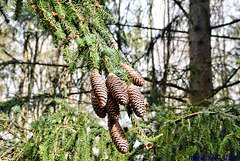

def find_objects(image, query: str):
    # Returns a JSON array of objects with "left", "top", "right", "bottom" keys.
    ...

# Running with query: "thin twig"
[
  {"left": 107, "top": 23, "right": 240, "bottom": 40},
  {"left": 102, "top": 56, "right": 111, "bottom": 73},
  {"left": 211, "top": 66, "right": 240, "bottom": 97},
  {"left": 89, "top": 47, "right": 96, "bottom": 69},
  {"left": 211, "top": 19, "right": 240, "bottom": 29},
  {"left": 173, "top": 0, "right": 194, "bottom": 26},
  {"left": 0, "top": 60, "right": 69, "bottom": 68}
]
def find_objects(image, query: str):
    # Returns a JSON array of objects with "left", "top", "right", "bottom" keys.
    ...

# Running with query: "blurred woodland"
[{"left": 0, "top": 0, "right": 239, "bottom": 160}]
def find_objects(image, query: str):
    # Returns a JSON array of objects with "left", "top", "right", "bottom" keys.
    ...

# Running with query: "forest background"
[{"left": 0, "top": 0, "right": 239, "bottom": 160}]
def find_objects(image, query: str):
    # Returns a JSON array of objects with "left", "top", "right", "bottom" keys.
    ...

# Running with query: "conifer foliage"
[
  {"left": 0, "top": 100, "right": 128, "bottom": 160},
  {"left": 28, "top": 0, "right": 125, "bottom": 72},
  {"left": 1, "top": 99, "right": 239, "bottom": 160},
  {"left": 27, "top": 0, "right": 148, "bottom": 154}
]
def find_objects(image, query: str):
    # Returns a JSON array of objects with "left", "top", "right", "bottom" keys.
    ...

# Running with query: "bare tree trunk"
[
  {"left": 19, "top": 33, "right": 30, "bottom": 96},
  {"left": 162, "top": 0, "right": 170, "bottom": 105},
  {"left": 149, "top": 0, "right": 157, "bottom": 105},
  {"left": 189, "top": 0, "right": 213, "bottom": 106},
  {"left": 28, "top": 31, "right": 39, "bottom": 97}
]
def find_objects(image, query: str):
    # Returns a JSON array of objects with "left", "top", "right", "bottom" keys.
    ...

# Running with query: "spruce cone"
[
  {"left": 106, "top": 93, "right": 120, "bottom": 121},
  {"left": 91, "top": 90, "right": 107, "bottom": 118},
  {"left": 90, "top": 69, "right": 108, "bottom": 107},
  {"left": 121, "top": 63, "right": 145, "bottom": 86},
  {"left": 121, "top": 80, "right": 128, "bottom": 90},
  {"left": 108, "top": 119, "right": 129, "bottom": 154},
  {"left": 127, "top": 84, "right": 146, "bottom": 117},
  {"left": 106, "top": 73, "right": 129, "bottom": 105}
]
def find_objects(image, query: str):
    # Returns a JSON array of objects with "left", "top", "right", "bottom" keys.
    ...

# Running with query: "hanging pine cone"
[
  {"left": 127, "top": 84, "right": 146, "bottom": 117},
  {"left": 108, "top": 118, "right": 129, "bottom": 154},
  {"left": 91, "top": 90, "right": 107, "bottom": 118},
  {"left": 121, "top": 80, "right": 128, "bottom": 90},
  {"left": 106, "top": 93, "right": 120, "bottom": 121},
  {"left": 106, "top": 73, "right": 129, "bottom": 105},
  {"left": 121, "top": 63, "right": 145, "bottom": 87},
  {"left": 90, "top": 69, "right": 108, "bottom": 108}
]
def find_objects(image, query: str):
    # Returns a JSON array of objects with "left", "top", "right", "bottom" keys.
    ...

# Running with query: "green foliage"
[
  {"left": 147, "top": 103, "right": 240, "bottom": 161},
  {"left": 0, "top": 98, "right": 128, "bottom": 160},
  {"left": 1, "top": 99, "right": 239, "bottom": 160},
  {"left": 28, "top": 0, "right": 130, "bottom": 77}
]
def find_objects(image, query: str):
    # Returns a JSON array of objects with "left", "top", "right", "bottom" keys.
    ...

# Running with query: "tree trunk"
[{"left": 189, "top": 0, "right": 213, "bottom": 106}]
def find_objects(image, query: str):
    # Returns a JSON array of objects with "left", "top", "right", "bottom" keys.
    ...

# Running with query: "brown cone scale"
[
  {"left": 106, "top": 93, "right": 120, "bottom": 121},
  {"left": 127, "top": 84, "right": 146, "bottom": 117},
  {"left": 91, "top": 90, "right": 107, "bottom": 118},
  {"left": 121, "top": 63, "right": 145, "bottom": 87},
  {"left": 106, "top": 73, "right": 129, "bottom": 105},
  {"left": 108, "top": 118, "right": 129, "bottom": 154},
  {"left": 90, "top": 69, "right": 108, "bottom": 108}
]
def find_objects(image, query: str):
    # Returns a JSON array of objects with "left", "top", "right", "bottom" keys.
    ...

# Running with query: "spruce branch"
[
  {"left": 89, "top": 47, "right": 96, "bottom": 69},
  {"left": 128, "top": 112, "right": 160, "bottom": 150},
  {"left": 102, "top": 56, "right": 111, "bottom": 73}
]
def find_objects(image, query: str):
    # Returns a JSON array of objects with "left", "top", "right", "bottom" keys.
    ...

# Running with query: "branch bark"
[
  {"left": 0, "top": 60, "right": 69, "bottom": 68},
  {"left": 144, "top": 77, "right": 191, "bottom": 93},
  {"left": 108, "top": 23, "right": 240, "bottom": 40},
  {"left": 173, "top": 0, "right": 194, "bottom": 25},
  {"left": 211, "top": 19, "right": 240, "bottom": 29},
  {"left": 211, "top": 66, "right": 240, "bottom": 97},
  {"left": 110, "top": 23, "right": 188, "bottom": 33},
  {"left": 0, "top": 6, "right": 10, "bottom": 23}
]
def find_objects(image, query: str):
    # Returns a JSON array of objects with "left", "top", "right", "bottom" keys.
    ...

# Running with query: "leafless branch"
[
  {"left": 211, "top": 66, "right": 240, "bottom": 97},
  {"left": 211, "top": 19, "right": 240, "bottom": 29},
  {"left": 0, "top": 60, "right": 69, "bottom": 68},
  {"left": 108, "top": 23, "right": 240, "bottom": 40},
  {"left": 67, "top": 91, "right": 91, "bottom": 96},
  {"left": 211, "top": 35, "right": 240, "bottom": 40},
  {"left": 109, "top": 23, "right": 188, "bottom": 33},
  {"left": 144, "top": 77, "right": 190, "bottom": 93},
  {"left": 0, "top": 6, "right": 10, "bottom": 23},
  {"left": 162, "top": 95, "right": 187, "bottom": 103},
  {"left": 165, "top": 83, "right": 191, "bottom": 93},
  {"left": 173, "top": 0, "right": 194, "bottom": 25}
]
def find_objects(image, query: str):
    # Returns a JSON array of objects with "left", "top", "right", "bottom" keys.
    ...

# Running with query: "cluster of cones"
[{"left": 90, "top": 63, "right": 146, "bottom": 154}]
